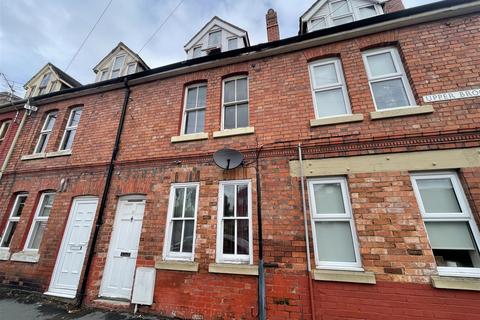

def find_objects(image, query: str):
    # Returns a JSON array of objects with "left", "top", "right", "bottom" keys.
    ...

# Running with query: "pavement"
[{"left": 0, "top": 288, "right": 162, "bottom": 320}]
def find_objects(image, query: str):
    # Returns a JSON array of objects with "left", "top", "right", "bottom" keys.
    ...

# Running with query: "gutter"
[
  {"left": 75, "top": 78, "right": 131, "bottom": 307},
  {"left": 0, "top": 111, "right": 27, "bottom": 181},
  {"left": 1, "top": 0, "right": 478, "bottom": 112}
]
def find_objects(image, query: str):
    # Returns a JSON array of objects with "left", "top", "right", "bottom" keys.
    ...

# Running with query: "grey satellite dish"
[{"left": 213, "top": 148, "right": 244, "bottom": 170}]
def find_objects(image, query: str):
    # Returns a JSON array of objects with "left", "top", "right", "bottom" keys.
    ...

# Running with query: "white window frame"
[
  {"left": 192, "top": 46, "right": 202, "bottom": 58},
  {"left": 181, "top": 83, "right": 207, "bottom": 135},
  {"left": 356, "top": 4, "right": 381, "bottom": 19},
  {"left": 411, "top": 172, "right": 480, "bottom": 278},
  {"left": 126, "top": 63, "right": 137, "bottom": 75},
  {"left": 0, "top": 120, "right": 11, "bottom": 141},
  {"left": 328, "top": 0, "right": 354, "bottom": 26},
  {"left": 24, "top": 192, "right": 55, "bottom": 252},
  {"left": 38, "top": 73, "right": 51, "bottom": 95},
  {"left": 208, "top": 30, "right": 222, "bottom": 48},
  {"left": 221, "top": 76, "right": 249, "bottom": 130},
  {"left": 307, "top": 177, "right": 362, "bottom": 270},
  {"left": 309, "top": 16, "right": 327, "bottom": 31},
  {"left": 227, "top": 37, "right": 238, "bottom": 51},
  {"left": 110, "top": 54, "right": 126, "bottom": 79},
  {"left": 362, "top": 47, "right": 416, "bottom": 111},
  {"left": 58, "top": 107, "right": 82, "bottom": 151},
  {"left": 0, "top": 193, "right": 28, "bottom": 249},
  {"left": 34, "top": 111, "right": 57, "bottom": 154},
  {"left": 216, "top": 180, "right": 253, "bottom": 264},
  {"left": 100, "top": 69, "right": 109, "bottom": 81},
  {"left": 308, "top": 58, "right": 351, "bottom": 119},
  {"left": 163, "top": 183, "right": 200, "bottom": 261}
]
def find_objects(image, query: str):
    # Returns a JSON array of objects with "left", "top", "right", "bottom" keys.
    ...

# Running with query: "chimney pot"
[{"left": 266, "top": 8, "right": 280, "bottom": 42}]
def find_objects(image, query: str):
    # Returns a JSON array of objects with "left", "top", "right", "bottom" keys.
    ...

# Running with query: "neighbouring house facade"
[{"left": 1, "top": 1, "right": 480, "bottom": 319}]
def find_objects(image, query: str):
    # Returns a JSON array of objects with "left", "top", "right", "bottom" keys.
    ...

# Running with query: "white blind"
[
  {"left": 315, "top": 221, "right": 356, "bottom": 262},
  {"left": 425, "top": 222, "right": 475, "bottom": 250},
  {"left": 313, "top": 183, "right": 345, "bottom": 214},
  {"left": 417, "top": 178, "right": 462, "bottom": 213}
]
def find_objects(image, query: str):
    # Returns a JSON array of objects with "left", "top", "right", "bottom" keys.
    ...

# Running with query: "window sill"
[
  {"left": 213, "top": 127, "right": 255, "bottom": 138},
  {"left": 171, "top": 132, "right": 209, "bottom": 143},
  {"left": 10, "top": 251, "right": 40, "bottom": 263},
  {"left": 21, "top": 153, "right": 46, "bottom": 161},
  {"left": 370, "top": 105, "right": 434, "bottom": 120},
  {"left": 312, "top": 269, "right": 376, "bottom": 284},
  {"left": 208, "top": 263, "right": 258, "bottom": 276},
  {"left": 21, "top": 150, "right": 72, "bottom": 161},
  {"left": 155, "top": 260, "right": 199, "bottom": 272},
  {"left": 431, "top": 275, "right": 480, "bottom": 291},
  {"left": 0, "top": 249, "right": 11, "bottom": 261},
  {"left": 310, "top": 114, "right": 364, "bottom": 127}
]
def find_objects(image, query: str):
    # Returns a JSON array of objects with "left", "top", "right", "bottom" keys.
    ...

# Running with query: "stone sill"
[
  {"left": 0, "top": 249, "right": 11, "bottom": 261},
  {"left": 171, "top": 132, "right": 208, "bottom": 143},
  {"left": 10, "top": 251, "right": 40, "bottom": 263},
  {"left": 21, "top": 150, "right": 72, "bottom": 161},
  {"left": 208, "top": 263, "right": 258, "bottom": 276},
  {"left": 370, "top": 105, "right": 434, "bottom": 120},
  {"left": 155, "top": 260, "right": 199, "bottom": 272},
  {"left": 213, "top": 127, "right": 255, "bottom": 138},
  {"left": 310, "top": 114, "right": 364, "bottom": 127},
  {"left": 431, "top": 275, "right": 480, "bottom": 291},
  {"left": 313, "top": 269, "right": 376, "bottom": 284}
]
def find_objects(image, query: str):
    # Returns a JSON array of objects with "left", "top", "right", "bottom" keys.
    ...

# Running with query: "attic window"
[
  {"left": 193, "top": 47, "right": 202, "bottom": 58},
  {"left": 358, "top": 5, "right": 377, "bottom": 19},
  {"left": 38, "top": 72, "right": 52, "bottom": 95},
  {"left": 127, "top": 63, "right": 137, "bottom": 75},
  {"left": 227, "top": 38, "right": 238, "bottom": 50},
  {"left": 100, "top": 69, "right": 109, "bottom": 81},
  {"left": 330, "top": 0, "right": 354, "bottom": 25},
  {"left": 208, "top": 30, "right": 222, "bottom": 48},
  {"left": 111, "top": 55, "right": 126, "bottom": 78},
  {"left": 310, "top": 17, "right": 326, "bottom": 31}
]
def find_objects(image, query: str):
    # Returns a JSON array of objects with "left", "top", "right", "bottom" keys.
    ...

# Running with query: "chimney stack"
[{"left": 266, "top": 9, "right": 280, "bottom": 42}]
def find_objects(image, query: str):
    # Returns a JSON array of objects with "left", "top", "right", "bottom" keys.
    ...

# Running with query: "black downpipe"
[
  {"left": 75, "top": 78, "right": 131, "bottom": 307},
  {"left": 255, "top": 147, "right": 266, "bottom": 320}
]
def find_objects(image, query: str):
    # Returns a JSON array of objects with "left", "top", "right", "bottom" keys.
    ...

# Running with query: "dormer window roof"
[
  {"left": 184, "top": 16, "right": 250, "bottom": 60},
  {"left": 299, "top": 0, "right": 385, "bottom": 34}
]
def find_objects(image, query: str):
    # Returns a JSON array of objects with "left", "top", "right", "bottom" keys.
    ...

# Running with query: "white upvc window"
[
  {"left": 38, "top": 72, "right": 52, "bottom": 95},
  {"left": 49, "top": 81, "right": 57, "bottom": 93},
  {"left": 309, "top": 16, "right": 326, "bottom": 31},
  {"left": 59, "top": 107, "right": 82, "bottom": 151},
  {"left": 34, "top": 111, "right": 58, "bottom": 154},
  {"left": 216, "top": 180, "right": 253, "bottom": 264},
  {"left": 192, "top": 47, "right": 202, "bottom": 58},
  {"left": 163, "top": 183, "right": 199, "bottom": 261},
  {"left": 126, "top": 63, "right": 137, "bottom": 75},
  {"left": 182, "top": 84, "right": 206, "bottom": 135},
  {"left": 0, "top": 120, "right": 11, "bottom": 141},
  {"left": 362, "top": 47, "right": 415, "bottom": 111},
  {"left": 100, "top": 69, "right": 109, "bottom": 81},
  {"left": 329, "top": 0, "right": 354, "bottom": 26},
  {"left": 110, "top": 55, "right": 126, "bottom": 79},
  {"left": 25, "top": 192, "right": 55, "bottom": 251},
  {"left": 0, "top": 194, "right": 28, "bottom": 249},
  {"left": 227, "top": 37, "right": 238, "bottom": 51},
  {"left": 208, "top": 30, "right": 222, "bottom": 48},
  {"left": 308, "top": 58, "right": 351, "bottom": 118},
  {"left": 222, "top": 76, "right": 249, "bottom": 130},
  {"left": 307, "top": 177, "right": 362, "bottom": 270},
  {"left": 411, "top": 172, "right": 480, "bottom": 278},
  {"left": 357, "top": 4, "right": 378, "bottom": 19}
]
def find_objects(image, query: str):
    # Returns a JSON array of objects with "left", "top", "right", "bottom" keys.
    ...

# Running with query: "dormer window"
[
  {"left": 330, "top": 0, "right": 354, "bottom": 25},
  {"left": 126, "top": 63, "right": 137, "bottom": 75},
  {"left": 111, "top": 55, "right": 126, "bottom": 78},
  {"left": 100, "top": 69, "right": 109, "bottom": 81},
  {"left": 227, "top": 38, "right": 238, "bottom": 50},
  {"left": 358, "top": 5, "right": 378, "bottom": 19},
  {"left": 38, "top": 72, "right": 52, "bottom": 95},
  {"left": 193, "top": 47, "right": 202, "bottom": 58},
  {"left": 208, "top": 30, "right": 222, "bottom": 48}
]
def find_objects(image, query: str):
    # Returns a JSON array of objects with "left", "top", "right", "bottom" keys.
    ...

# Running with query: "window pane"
[
  {"left": 113, "top": 56, "right": 125, "bottom": 70},
  {"left": 236, "top": 78, "right": 248, "bottom": 101},
  {"left": 313, "top": 63, "right": 338, "bottom": 87},
  {"left": 70, "top": 109, "right": 82, "bottom": 127},
  {"left": 237, "top": 185, "right": 248, "bottom": 217},
  {"left": 45, "top": 113, "right": 57, "bottom": 131},
  {"left": 223, "top": 220, "right": 235, "bottom": 254},
  {"left": 332, "top": 15, "right": 354, "bottom": 26},
  {"left": 367, "top": 52, "right": 397, "bottom": 77},
  {"left": 28, "top": 221, "right": 47, "bottom": 249},
  {"left": 170, "top": 220, "right": 183, "bottom": 252},
  {"left": 185, "top": 111, "right": 197, "bottom": 134},
  {"left": 0, "top": 121, "right": 10, "bottom": 139},
  {"left": 228, "top": 38, "right": 237, "bottom": 50},
  {"left": 417, "top": 178, "right": 461, "bottom": 213},
  {"left": 182, "top": 220, "right": 194, "bottom": 253},
  {"left": 196, "top": 110, "right": 205, "bottom": 133},
  {"left": 208, "top": 30, "right": 221, "bottom": 47},
  {"left": 433, "top": 249, "right": 480, "bottom": 268},
  {"left": 371, "top": 78, "right": 410, "bottom": 110},
  {"left": 173, "top": 188, "right": 185, "bottom": 218},
  {"left": 184, "top": 187, "right": 196, "bottom": 218},
  {"left": 223, "top": 185, "right": 235, "bottom": 217},
  {"left": 61, "top": 129, "right": 77, "bottom": 150},
  {"left": 186, "top": 87, "right": 197, "bottom": 109},
  {"left": 36, "top": 134, "right": 48, "bottom": 153},
  {"left": 13, "top": 196, "right": 27, "bottom": 217},
  {"left": 331, "top": 0, "right": 350, "bottom": 16},
  {"left": 224, "top": 106, "right": 236, "bottom": 129},
  {"left": 359, "top": 6, "right": 377, "bottom": 19},
  {"left": 100, "top": 70, "right": 109, "bottom": 81},
  {"left": 425, "top": 222, "right": 475, "bottom": 250},
  {"left": 197, "top": 85, "right": 206, "bottom": 107},
  {"left": 237, "top": 103, "right": 249, "bottom": 128},
  {"left": 237, "top": 219, "right": 249, "bottom": 255},
  {"left": 111, "top": 70, "right": 120, "bottom": 78},
  {"left": 224, "top": 80, "right": 235, "bottom": 103},
  {"left": 1, "top": 222, "right": 17, "bottom": 247},
  {"left": 310, "top": 17, "right": 326, "bottom": 31},
  {"left": 313, "top": 183, "right": 345, "bottom": 214},
  {"left": 315, "top": 221, "right": 356, "bottom": 262},
  {"left": 126, "top": 64, "right": 136, "bottom": 75},
  {"left": 193, "top": 47, "right": 202, "bottom": 58},
  {"left": 39, "top": 195, "right": 54, "bottom": 217},
  {"left": 315, "top": 88, "right": 348, "bottom": 117},
  {"left": 40, "top": 73, "right": 51, "bottom": 87}
]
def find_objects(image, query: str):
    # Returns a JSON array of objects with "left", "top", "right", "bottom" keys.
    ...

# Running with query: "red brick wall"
[
  {"left": 0, "top": 110, "right": 22, "bottom": 170},
  {"left": 384, "top": 0, "right": 405, "bottom": 13}
]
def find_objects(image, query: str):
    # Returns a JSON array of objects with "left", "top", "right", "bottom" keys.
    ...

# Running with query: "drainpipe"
[
  {"left": 298, "top": 144, "right": 316, "bottom": 320},
  {"left": 255, "top": 146, "right": 266, "bottom": 320},
  {"left": 75, "top": 78, "right": 131, "bottom": 307},
  {"left": 0, "top": 111, "right": 28, "bottom": 181}
]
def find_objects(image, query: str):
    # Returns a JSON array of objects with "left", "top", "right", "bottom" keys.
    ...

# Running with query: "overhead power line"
[
  {"left": 65, "top": 0, "right": 113, "bottom": 71},
  {"left": 138, "top": 0, "right": 185, "bottom": 54}
]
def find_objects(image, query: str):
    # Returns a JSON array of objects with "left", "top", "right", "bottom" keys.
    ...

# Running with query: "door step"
[{"left": 94, "top": 298, "right": 131, "bottom": 307}]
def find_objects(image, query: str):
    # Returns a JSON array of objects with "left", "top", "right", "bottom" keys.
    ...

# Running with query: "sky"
[{"left": 0, "top": 0, "right": 441, "bottom": 97}]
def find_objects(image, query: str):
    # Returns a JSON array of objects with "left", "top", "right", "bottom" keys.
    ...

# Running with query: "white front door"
[
  {"left": 99, "top": 197, "right": 145, "bottom": 300},
  {"left": 46, "top": 197, "right": 99, "bottom": 298}
]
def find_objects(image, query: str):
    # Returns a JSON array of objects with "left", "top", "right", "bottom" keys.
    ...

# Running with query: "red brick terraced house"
[{"left": 1, "top": 0, "right": 480, "bottom": 319}]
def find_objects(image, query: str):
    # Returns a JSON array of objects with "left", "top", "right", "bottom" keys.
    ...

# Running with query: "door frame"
[
  {"left": 99, "top": 195, "right": 146, "bottom": 299},
  {"left": 45, "top": 196, "right": 99, "bottom": 298}
]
